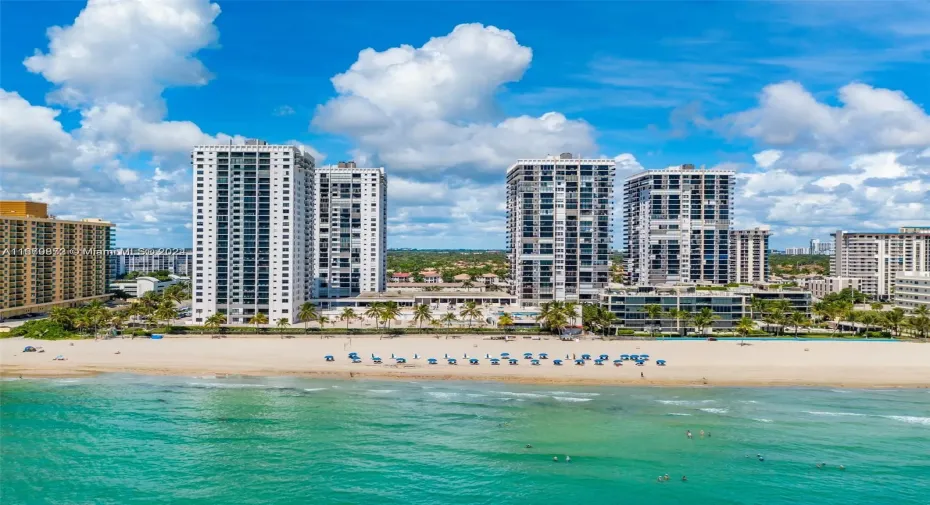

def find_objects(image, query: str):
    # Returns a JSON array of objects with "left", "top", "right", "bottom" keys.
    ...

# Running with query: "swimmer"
[
  {"left": 552, "top": 456, "right": 559, "bottom": 462},
  {"left": 525, "top": 444, "right": 533, "bottom": 449},
  {"left": 758, "top": 456, "right": 765, "bottom": 462},
  {"left": 838, "top": 465, "right": 845, "bottom": 471},
  {"left": 681, "top": 475, "right": 688, "bottom": 482},
  {"left": 816, "top": 463, "right": 824, "bottom": 469},
  {"left": 686, "top": 430, "right": 693, "bottom": 439},
  {"left": 700, "top": 429, "right": 705, "bottom": 438},
  {"left": 566, "top": 456, "right": 571, "bottom": 462},
  {"left": 658, "top": 476, "right": 663, "bottom": 483},
  {"left": 707, "top": 432, "right": 711, "bottom": 438},
  {"left": 664, "top": 474, "right": 670, "bottom": 481}
]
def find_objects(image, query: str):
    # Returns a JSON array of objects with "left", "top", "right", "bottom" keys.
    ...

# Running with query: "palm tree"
[
  {"left": 691, "top": 307, "right": 719, "bottom": 335},
  {"left": 749, "top": 297, "right": 767, "bottom": 321},
  {"left": 74, "top": 312, "right": 93, "bottom": 337},
  {"left": 563, "top": 302, "right": 578, "bottom": 327},
  {"left": 203, "top": 313, "right": 225, "bottom": 338},
  {"left": 249, "top": 312, "right": 268, "bottom": 332},
  {"left": 870, "top": 302, "right": 883, "bottom": 311},
  {"left": 162, "top": 284, "right": 184, "bottom": 305},
  {"left": 49, "top": 306, "right": 74, "bottom": 330},
  {"left": 906, "top": 305, "right": 930, "bottom": 339},
  {"left": 788, "top": 312, "right": 811, "bottom": 338},
  {"left": 497, "top": 312, "right": 515, "bottom": 331},
  {"left": 882, "top": 307, "right": 906, "bottom": 336},
  {"left": 735, "top": 316, "right": 755, "bottom": 345},
  {"left": 109, "top": 311, "right": 129, "bottom": 337},
  {"left": 380, "top": 301, "right": 400, "bottom": 331},
  {"left": 763, "top": 300, "right": 790, "bottom": 336},
  {"left": 317, "top": 315, "right": 331, "bottom": 331},
  {"left": 642, "top": 304, "right": 664, "bottom": 338},
  {"left": 364, "top": 303, "right": 384, "bottom": 331},
  {"left": 594, "top": 306, "right": 617, "bottom": 337},
  {"left": 154, "top": 301, "right": 177, "bottom": 331},
  {"left": 298, "top": 302, "right": 318, "bottom": 333},
  {"left": 339, "top": 308, "right": 357, "bottom": 331},
  {"left": 440, "top": 312, "right": 458, "bottom": 330},
  {"left": 460, "top": 300, "right": 482, "bottom": 328},
  {"left": 276, "top": 318, "right": 290, "bottom": 335},
  {"left": 665, "top": 308, "right": 691, "bottom": 337},
  {"left": 411, "top": 303, "right": 433, "bottom": 330}
]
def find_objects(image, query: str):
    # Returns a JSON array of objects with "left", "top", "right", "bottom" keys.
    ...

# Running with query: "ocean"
[{"left": 2, "top": 375, "right": 927, "bottom": 504}]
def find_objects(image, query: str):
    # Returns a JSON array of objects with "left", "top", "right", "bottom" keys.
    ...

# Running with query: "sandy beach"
[{"left": 2, "top": 336, "right": 928, "bottom": 387}]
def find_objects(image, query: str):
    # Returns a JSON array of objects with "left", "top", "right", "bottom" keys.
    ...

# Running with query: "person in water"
[
  {"left": 565, "top": 456, "right": 571, "bottom": 462},
  {"left": 839, "top": 465, "right": 845, "bottom": 471},
  {"left": 664, "top": 474, "right": 670, "bottom": 481},
  {"left": 681, "top": 476, "right": 688, "bottom": 482},
  {"left": 552, "top": 456, "right": 558, "bottom": 462},
  {"left": 686, "top": 430, "right": 693, "bottom": 439},
  {"left": 700, "top": 429, "right": 705, "bottom": 438},
  {"left": 525, "top": 444, "right": 533, "bottom": 449}
]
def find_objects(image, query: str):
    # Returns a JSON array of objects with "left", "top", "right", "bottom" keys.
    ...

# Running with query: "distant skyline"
[{"left": 1, "top": 0, "right": 928, "bottom": 250}]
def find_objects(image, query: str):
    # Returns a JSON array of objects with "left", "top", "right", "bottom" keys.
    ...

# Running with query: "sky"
[{"left": 1, "top": 0, "right": 929, "bottom": 250}]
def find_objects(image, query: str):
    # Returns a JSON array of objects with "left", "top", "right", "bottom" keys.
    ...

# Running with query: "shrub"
[{"left": 9, "top": 320, "right": 80, "bottom": 340}]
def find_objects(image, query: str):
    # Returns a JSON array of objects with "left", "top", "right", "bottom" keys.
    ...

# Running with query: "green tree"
[
  {"left": 459, "top": 300, "right": 482, "bottom": 328},
  {"left": 154, "top": 301, "right": 177, "bottom": 331},
  {"left": 642, "top": 304, "right": 664, "bottom": 338},
  {"left": 749, "top": 297, "right": 767, "bottom": 320},
  {"left": 735, "top": 316, "right": 755, "bottom": 345},
  {"left": 906, "top": 305, "right": 930, "bottom": 339},
  {"left": 665, "top": 308, "right": 691, "bottom": 337},
  {"left": 788, "top": 312, "right": 811, "bottom": 338},
  {"left": 339, "top": 308, "right": 357, "bottom": 331},
  {"left": 298, "top": 302, "right": 318, "bottom": 333},
  {"left": 412, "top": 303, "right": 433, "bottom": 330},
  {"left": 317, "top": 315, "right": 330, "bottom": 331},
  {"left": 440, "top": 312, "right": 458, "bottom": 329},
  {"left": 249, "top": 312, "right": 268, "bottom": 332},
  {"left": 203, "top": 313, "right": 225, "bottom": 338},
  {"left": 763, "top": 300, "right": 791, "bottom": 336},
  {"left": 497, "top": 312, "right": 515, "bottom": 331},
  {"left": 563, "top": 302, "right": 578, "bottom": 327},
  {"left": 48, "top": 307, "right": 74, "bottom": 331},
  {"left": 276, "top": 318, "right": 290, "bottom": 333},
  {"left": 365, "top": 303, "right": 384, "bottom": 332},
  {"left": 691, "top": 307, "right": 719, "bottom": 335},
  {"left": 594, "top": 306, "right": 616, "bottom": 336},
  {"left": 881, "top": 307, "right": 906, "bottom": 336},
  {"left": 380, "top": 301, "right": 400, "bottom": 330}
]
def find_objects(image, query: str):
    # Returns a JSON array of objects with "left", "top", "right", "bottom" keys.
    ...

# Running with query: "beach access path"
[{"left": 2, "top": 336, "right": 928, "bottom": 387}]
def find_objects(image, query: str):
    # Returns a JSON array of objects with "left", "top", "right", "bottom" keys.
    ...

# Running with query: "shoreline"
[{"left": 3, "top": 336, "right": 929, "bottom": 388}]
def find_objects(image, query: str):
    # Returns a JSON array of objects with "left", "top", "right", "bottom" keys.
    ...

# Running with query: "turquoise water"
[{"left": 2, "top": 376, "right": 928, "bottom": 504}]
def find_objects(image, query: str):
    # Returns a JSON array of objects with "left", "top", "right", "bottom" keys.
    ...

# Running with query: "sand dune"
[{"left": 2, "top": 336, "right": 928, "bottom": 387}]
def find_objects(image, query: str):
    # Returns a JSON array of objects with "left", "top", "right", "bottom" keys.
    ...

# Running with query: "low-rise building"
[
  {"left": 422, "top": 272, "right": 442, "bottom": 284},
  {"left": 894, "top": 272, "right": 930, "bottom": 313},
  {"left": 390, "top": 272, "right": 412, "bottom": 283},
  {"left": 803, "top": 276, "right": 862, "bottom": 300},
  {"left": 479, "top": 273, "right": 500, "bottom": 285},
  {"left": 109, "top": 275, "right": 187, "bottom": 298},
  {"left": 453, "top": 274, "right": 471, "bottom": 282}
]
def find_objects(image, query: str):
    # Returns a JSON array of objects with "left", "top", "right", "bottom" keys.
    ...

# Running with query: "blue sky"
[{"left": 1, "top": 0, "right": 928, "bottom": 250}]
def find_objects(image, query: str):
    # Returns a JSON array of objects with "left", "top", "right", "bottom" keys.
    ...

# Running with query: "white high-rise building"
[
  {"left": 809, "top": 238, "right": 834, "bottom": 256},
  {"left": 313, "top": 162, "right": 387, "bottom": 298},
  {"left": 506, "top": 153, "right": 615, "bottom": 306},
  {"left": 623, "top": 164, "right": 734, "bottom": 286},
  {"left": 730, "top": 228, "right": 770, "bottom": 283},
  {"left": 832, "top": 228, "right": 930, "bottom": 300},
  {"left": 191, "top": 140, "right": 315, "bottom": 324}
]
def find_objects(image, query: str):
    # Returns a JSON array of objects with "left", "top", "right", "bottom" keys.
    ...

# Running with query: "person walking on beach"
[{"left": 641, "top": 372, "right": 644, "bottom": 378}]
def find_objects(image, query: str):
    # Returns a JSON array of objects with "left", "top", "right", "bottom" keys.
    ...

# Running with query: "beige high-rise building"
[
  {"left": 730, "top": 228, "right": 770, "bottom": 283},
  {"left": 1, "top": 201, "right": 115, "bottom": 319},
  {"left": 831, "top": 228, "right": 930, "bottom": 300}
]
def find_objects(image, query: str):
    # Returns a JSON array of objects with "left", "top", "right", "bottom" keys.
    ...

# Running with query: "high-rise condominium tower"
[
  {"left": 832, "top": 228, "right": 930, "bottom": 300},
  {"left": 624, "top": 164, "right": 734, "bottom": 285},
  {"left": 313, "top": 162, "right": 387, "bottom": 298},
  {"left": 191, "top": 140, "right": 314, "bottom": 324},
  {"left": 506, "top": 153, "right": 615, "bottom": 306},
  {"left": 730, "top": 228, "right": 770, "bottom": 283}
]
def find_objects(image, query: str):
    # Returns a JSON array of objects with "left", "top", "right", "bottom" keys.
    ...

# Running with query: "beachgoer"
[
  {"left": 525, "top": 444, "right": 533, "bottom": 449},
  {"left": 664, "top": 474, "right": 670, "bottom": 481},
  {"left": 816, "top": 463, "right": 823, "bottom": 469},
  {"left": 700, "top": 429, "right": 705, "bottom": 438},
  {"left": 553, "top": 456, "right": 558, "bottom": 462},
  {"left": 707, "top": 432, "right": 711, "bottom": 438},
  {"left": 758, "top": 456, "right": 764, "bottom": 462},
  {"left": 838, "top": 465, "right": 845, "bottom": 470},
  {"left": 565, "top": 456, "right": 571, "bottom": 462},
  {"left": 686, "top": 430, "right": 692, "bottom": 439},
  {"left": 641, "top": 372, "right": 645, "bottom": 378},
  {"left": 681, "top": 476, "right": 687, "bottom": 482},
  {"left": 657, "top": 476, "right": 663, "bottom": 483}
]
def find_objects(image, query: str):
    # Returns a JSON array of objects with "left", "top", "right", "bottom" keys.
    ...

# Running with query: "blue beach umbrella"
[
  {"left": 324, "top": 355, "right": 335, "bottom": 362},
  {"left": 613, "top": 359, "right": 623, "bottom": 366},
  {"left": 531, "top": 359, "right": 541, "bottom": 366},
  {"left": 575, "top": 359, "right": 585, "bottom": 365},
  {"left": 448, "top": 358, "right": 458, "bottom": 365},
  {"left": 352, "top": 358, "right": 362, "bottom": 364},
  {"left": 490, "top": 358, "right": 500, "bottom": 365},
  {"left": 594, "top": 359, "right": 604, "bottom": 365},
  {"left": 501, "top": 352, "right": 510, "bottom": 358},
  {"left": 630, "top": 354, "right": 640, "bottom": 361},
  {"left": 640, "top": 354, "right": 650, "bottom": 360},
  {"left": 621, "top": 354, "right": 630, "bottom": 360},
  {"left": 428, "top": 358, "right": 438, "bottom": 364},
  {"left": 509, "top": 358, "right": 519, "bottom": 365},
  {"left": 657, "top": 359, "right": 667, "bottom": 366},
  {"left": 553, "top": 359, "right": 563, "bottom": 366},
  {"left": 470, "top": 358, "right": 480, "bottom": 365},
  {"left": 539, "top": 353, "right": 549, "bottom": 359},
  {"left": 599, "top": 354, "right": 609, "bottom": 360},
  {"left": 635, "top": 360, "right": 645, "bottom": 366},
  {"left": 524, "top": 352, "right": 533, "bottom": 359}
]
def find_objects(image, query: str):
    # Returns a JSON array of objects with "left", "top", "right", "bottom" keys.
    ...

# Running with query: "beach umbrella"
[
  {"left": 621, "top": 354, "right": 630, "bottom": 360},
  {"left": 428, "top": 358, "right": 438, "bottom": 364},
  {"left": 657, "top": 360, "right": 666, "bottom": 366},
  {"left": 509, "top": 358, "right": 519, "bottom": 365},
  {"left": 352, "top": 358, "right": 362, "bottom": 364},
  {"left": 531, "top": 359, "right": 540, "bottom": 366},
  {"left": 635, "top": 360, "right": 645, "bottom": 366},
  {"left": 325, "top": 355, "right": 335, "bottom": 362},
  {"left": 501, "top": 352, "right": 510, "bottom": 357},
  {"left": 581, "top": 354, "right": 591, "bottom": 360},
  {"left": 613, "top": 359, "right": 623, "bottom": 366},
  {"left": 490, "top": 358, "right": 500, "bottom": 365},
  {"left": 575, "top": 359, "right": 585, "bottom": 365},
  {"left": 524, "top": 352, "right": 533, "bottom": 358},
  {"left": 599, "top": 354, "right": 609, "bottom": 360},
  {"left": 640, "top": 354, "right": 650, "bottom": 360},
  {"left": 553, "top": 359, "right": 563, "bottom": 366},
  {"left": 539, "top": 353, "right": 549, "bottom": 359},
  {"left": 630, "top": 354, "right": 640, "bottom": 361},
  {"left": 594, "top": 359, "right": 604, "bottom": 365}
]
